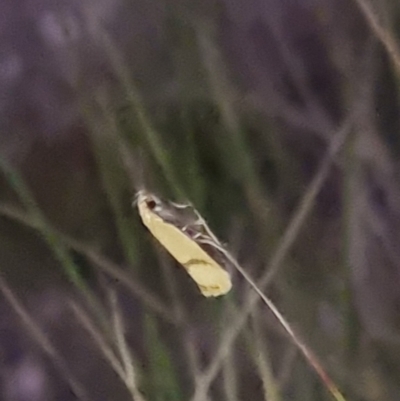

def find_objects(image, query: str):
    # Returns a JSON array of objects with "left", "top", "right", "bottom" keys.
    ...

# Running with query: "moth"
[{"left": 135, "top": 190, "right": 232, "bottom": 297}]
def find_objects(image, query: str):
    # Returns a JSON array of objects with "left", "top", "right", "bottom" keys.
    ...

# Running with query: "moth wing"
[
  {"left": 185, "top": 261, "right": 232, "bottom": 297},
  {"left": 139, "top": 204, "right": 231, "bottom": 297}
]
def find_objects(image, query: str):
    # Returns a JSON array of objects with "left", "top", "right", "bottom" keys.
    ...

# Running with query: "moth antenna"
[
  {"left": 195, "top": 237, "right": 225, "bottom": 250},
  {"left": 192, "top": 211, "right": 222, "bottom": 245},
  {"left": 132, "top": 191, "right": 142, "bottom": 207}
]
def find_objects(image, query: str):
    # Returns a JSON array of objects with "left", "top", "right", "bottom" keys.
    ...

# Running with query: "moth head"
[{"left": 135, "top": 190, "right": 163, "bottom": 213}]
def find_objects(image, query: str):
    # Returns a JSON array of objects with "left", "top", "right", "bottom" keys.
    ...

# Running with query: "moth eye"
[
  {"left": 146, "top": 199, "right": 157, "bottom": 210},
  {"left": 145, "top": 196, "right": 163, "bottom": 211}
]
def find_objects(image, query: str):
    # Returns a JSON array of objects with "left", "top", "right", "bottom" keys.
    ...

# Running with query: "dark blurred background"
[{"left": 1, "top": 0, "right": 400, "bottom": 400}]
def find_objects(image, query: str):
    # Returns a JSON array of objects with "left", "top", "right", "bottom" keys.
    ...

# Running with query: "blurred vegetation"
[{"left": 1, "top": 0, "right": 400, "bottom": 400}]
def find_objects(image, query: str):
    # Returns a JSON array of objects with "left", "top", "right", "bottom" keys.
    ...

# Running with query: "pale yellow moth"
[{"left": 136, "top": 190, "right": 232, "bottom": 297}]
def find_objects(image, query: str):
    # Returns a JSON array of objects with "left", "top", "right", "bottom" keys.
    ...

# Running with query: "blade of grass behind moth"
[
  {"left": 157, "top": 253, "right": 203, "bottom": 386},
  {"left": 192, "top": 123, "right": 351, "bottom": 401},
  {"left": 91, "top": 23, "right": 186, "bottom": 200},
  {"left": 221, "top": 301, "right": 239, "bottom": 401},
  {"left": 222, "top": 352, "right": 239, "bottom": 401},
  {"left": 144, "top": 313, "right": 184, "bottom": 401},
  {"left": 70, "top": 300, "right": 126, "bottom": 385},
  {"left": 78, "top": 246, "right": 177, "bottom": 325},
  {"left": 0, "top": 204, "right": 177, "bottom": 325},
  {"left": 196, "top": 24, "right": 278, "bottom": 241},
  {"left": 178, "top": 108, "right": 208, "bottom": 205},
  {"left": 109, "top": 289, "right": 147, "bottom": 401},
  {"left": 277, "top": 343, "right": 298, "bottom": 390},
  {"left": 0, "top": 277, "right": 92, "bottom": 401},
  {"left": 249, "top": 309, "right": 282, "bottom": 401},
  {"left": 84, "top": 98, "right": 140, "bottom": 265},
  {"left": 157, "top": 249, "right": 186, "bottom": 321},
  {"left": 116, "top": 138, "right": 146, "bottom": 194},
  {"left": 341, "top": 127, "right": 361, "bottom": 361},
  {"left": 0, "top": 158, "right": 104, "bottom": 319},
  {"left": 353, "top": 0, "right": 400, "bottom": 73}
]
